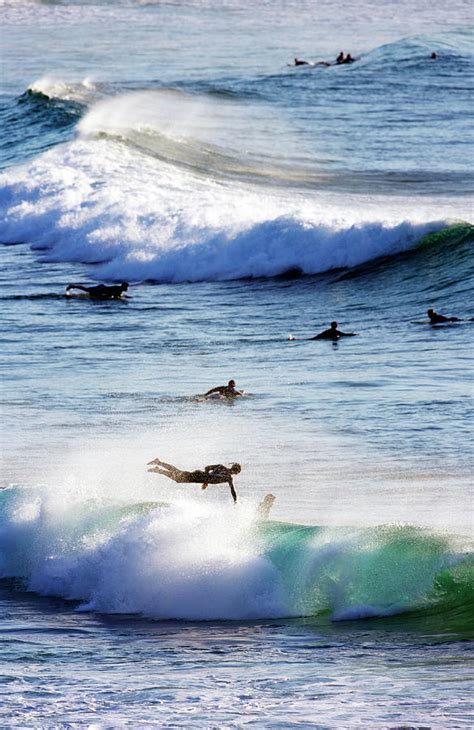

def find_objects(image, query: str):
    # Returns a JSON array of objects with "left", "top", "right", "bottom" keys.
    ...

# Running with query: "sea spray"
[{"left": 1, "top": 485, "right": 471, "bottom": 621}]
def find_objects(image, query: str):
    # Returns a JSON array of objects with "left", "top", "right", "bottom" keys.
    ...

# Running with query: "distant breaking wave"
[
  {"left": 1, "top": 142, "right": 471, "bottom": 283},
  {"left": 1, "top": 83, "right": 472, "bottom": 283},
  {"left": 0, "top": 486, "right": 472, "bottom": 622}
]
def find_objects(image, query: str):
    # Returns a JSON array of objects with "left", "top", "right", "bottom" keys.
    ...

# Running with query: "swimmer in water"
[
  {"left": 336, "top": 51, "right": 344, "bottom": 64},
  {"left": 204, "top": 380, "right": 243, "bottom": 398},
  {"left": 66, "top": 282, "right": 129, "bottom": 299},
  {"left": 343, "top": 53, "right": 355, "bottom": 64},
  {"left": 310, "top": 321, "right": 358, "bottom": 340},
  {"left": 292, "top": 57, "right": 309, "bottom": 66},
  {"left": 147, "top": 458, "right": 241, "bottom": 503},
  {"left": 427, "top": 308, "right": 461, "bottom": 324}
]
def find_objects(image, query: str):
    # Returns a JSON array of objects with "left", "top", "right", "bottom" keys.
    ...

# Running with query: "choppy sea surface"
[{"left": 1, "top": 0, "right": 473, "bottom": 726}]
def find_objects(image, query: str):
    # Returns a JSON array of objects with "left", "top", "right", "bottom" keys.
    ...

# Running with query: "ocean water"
[{"left": 1, "top": 0, "right": 473, "bottom": 726}]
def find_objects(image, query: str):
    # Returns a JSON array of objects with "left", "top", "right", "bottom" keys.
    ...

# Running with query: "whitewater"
[{"left": 1, "top": 0, "right": 473, "bottom": 726}]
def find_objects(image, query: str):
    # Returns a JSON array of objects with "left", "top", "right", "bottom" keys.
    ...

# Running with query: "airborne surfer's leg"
[
  {"left": 148, "top": 466, "right": 183, "bottom": 483},
  {"left": 151, "top": 459, "right": 176, "bottom": 471}
]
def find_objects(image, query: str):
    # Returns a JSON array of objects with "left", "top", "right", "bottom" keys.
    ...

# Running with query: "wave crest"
[{"left": 1, "top": 486, "right": 471, "bottom": 621}]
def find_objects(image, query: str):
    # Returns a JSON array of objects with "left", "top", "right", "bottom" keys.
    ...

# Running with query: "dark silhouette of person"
[
  {"left": 293, "top": 57, "right": 309, "bottom": 66},
  {"left": 147, "top": 458, "right": 241, "bottom": 503},
  {"left": 204, "top": 379, "right": 243, "bottom": 398},
  {"left": 310, "top": 321, "right": 358, "bottom": 340},
  {"left": 431, "top": 52, "right": 437, "bottom": 60},
  {"left": 336, "top": 52, "right": 345, "bottom": 64},
  {"left": 343, "top": 53, "right": 354, "bottom": 64},
  {"left": 427, "top": 308, "right": 461, "bottom": 324},
  {"left": 66, "top": 282, "right": 129, "bottom": 299}
]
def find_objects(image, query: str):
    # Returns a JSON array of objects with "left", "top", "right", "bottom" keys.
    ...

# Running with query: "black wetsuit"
[
  {"left": 428, "top": 312, "right": 460, "bottom": 324},
  {"left": 150, "top": 463, "right": 238, "bottom": 502},
  {"left": 67, "top": 284, "right": 128, "bottom": 300},
  {"left": 311, "top": 328, "right": 355, "bottom": 340}
]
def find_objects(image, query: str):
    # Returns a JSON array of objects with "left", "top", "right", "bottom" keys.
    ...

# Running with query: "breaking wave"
[{"left": 0, "top": 485, "right": 472, "bottom": 622}]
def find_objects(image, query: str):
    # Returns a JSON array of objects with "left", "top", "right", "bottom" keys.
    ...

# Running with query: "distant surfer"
[
  {"left": 427, "top": 308, "right": 461, "bottom": 324},
  {"left": 147, "top": 458, "right": 241, "bottom": 503},
  {"left": 336, "top": 52, "right": 355, "bottom": 65},
  {"left": 257, "top": 494, "right": 276, "bottom": 519},
  {"left": 310, "top": 321, "right": 358, "bottom": 340},
  {"left": 292, "top": 57, "right": 309, "bottom": 66},
  {"left": 431, "top": 52, "right": 437, "bottom": 60},
  {"left": 66, "top": 282, "right": 129, "bottom": 299},
  {"left": 204, "top": 379, "right": 243, "bottom": 398}
]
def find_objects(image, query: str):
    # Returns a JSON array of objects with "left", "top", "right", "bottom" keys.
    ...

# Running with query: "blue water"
[{"left": 1, "top": 0, "right": 473, "bottom": 725}]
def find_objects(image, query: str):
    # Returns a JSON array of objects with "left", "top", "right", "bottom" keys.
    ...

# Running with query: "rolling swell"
[
  {"left": 0, "top": 88, "right": 82, "bottom": 170},
  {"left": 0, "top": 486, "right": 472, "bottom": 623}
]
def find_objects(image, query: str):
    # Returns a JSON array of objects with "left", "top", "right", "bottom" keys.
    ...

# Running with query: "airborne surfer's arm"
[
  {"left": 204, "top": 464, "right": 220, "bottom": 472},
  {"left": 228, "top": 479, "right": 237, "bottom": 504}
]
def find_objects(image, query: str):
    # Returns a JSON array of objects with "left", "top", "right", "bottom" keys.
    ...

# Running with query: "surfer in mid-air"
[
  {"left": 66, "top": 282, "right": 129, "bottom": 299},
  {"left": 310, "top": 321, "right": 358, "bottom": 340},
  {"left": 427, "top": 308, "right": 461, "bottom": 324},
  {"left": 147, "top": 458, "right": 241, "bottom": 503},
  {"left": 204, "top": 379, "right": 243, "bottom": 398}
]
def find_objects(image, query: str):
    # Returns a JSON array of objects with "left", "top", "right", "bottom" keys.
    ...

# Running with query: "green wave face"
[
  {"left": 0, "top": 488, "right": 472, "bottom": 625},
  {"left": 259, "top": 521, "right": 473, "bottom": 625},
  {"left": 417, "top": 221, "right": 474, "bottom": 250}
]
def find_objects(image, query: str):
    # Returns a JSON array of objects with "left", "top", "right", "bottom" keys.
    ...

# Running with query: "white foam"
[
  {"left": 0, "top": 478, "right": 465, "bottom": 621},
  {"left": 29, "top": 75, "right": 101, "bottom": 104},
  {"left": 0, "top": 124, "right": 466, "bottom": 283}
]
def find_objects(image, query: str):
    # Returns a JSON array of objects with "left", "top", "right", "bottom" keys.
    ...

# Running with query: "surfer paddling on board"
[
  {"left": 147, "top": 458, "right": 241, "bottom": 504},
  {"left": 427, "top": 308, "right": 461, "bottom": 324},
  {"left": 204, "top": 379, "right": 243, "bottom": 398},
  {"left": 66, "top": 282, "right": 129, "bottom": 300},
  {"left": 291, "top": 57, "right": 309, "bottom": 66},
  {"left": 310, "top": 321, "right": 358, "bottom": 340}
]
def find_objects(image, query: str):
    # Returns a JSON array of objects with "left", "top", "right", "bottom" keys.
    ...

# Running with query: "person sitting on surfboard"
[
  {"left": 310, "top": 321, "right": 358, "bottom": 340},
  {"left": 204, "top": 380, "right": 243, "bottom": 398},
  {"left": 66, "top": 282, "right": 129, "bottom": 299},
  {"left": 147, "top": 458, "right": 241, "bottom": 503}
]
